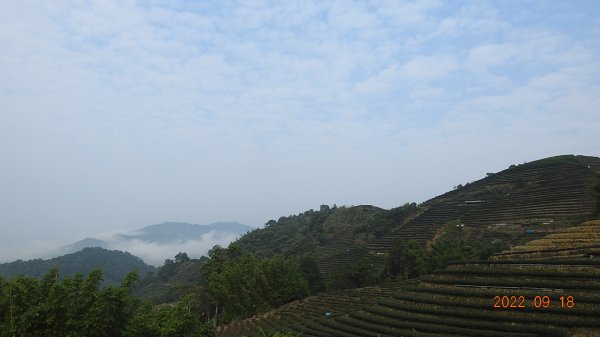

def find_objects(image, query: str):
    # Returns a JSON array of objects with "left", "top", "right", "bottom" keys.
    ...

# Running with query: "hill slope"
[
  {"left": 223, "top": 220, "right": 600, "bottom": 337},
  {"left": 232, "top": 155, "right": 600, "bottom": 276},
  {"left": 0, "top": 247, "right": 155, "bottom": 286}
]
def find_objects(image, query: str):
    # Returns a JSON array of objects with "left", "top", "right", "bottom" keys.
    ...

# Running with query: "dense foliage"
[
  {"left": 0, "top": 268, "right": 213, "bottom": 337},
  {"left": 326, "top": 257, "right": 379, "bottom": 289},
  {"left": 235, "top": 204, "right": 411, "bottom": 258},
  {"left": 383, "top": 224, "right": 508, "bottom": 281},
  {"left": 353, "top": 203, "right": 419, "bottom": 236},
  {"left": 0, "top": 247, "right": 154, "bottom": 286},
  {"left": 200, "top": 245, "right": 316, "bottom": 324}
]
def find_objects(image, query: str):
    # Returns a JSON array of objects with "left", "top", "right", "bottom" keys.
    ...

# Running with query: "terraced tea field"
[
  {"left": 493, "top": 220, "right": 600, "bottom": 260},
  {"left": 133, "top": 260, "right": 201, "bottom": 301},
  {"left": 365, "top": 156, "right": 600, "bottom": 254},
  {"left": 219, "top": 219, "right": 600, "bottom": 337},
  {"left": 216, "top": 283, "right": 404, "bottom": 337},
  {"left": 284, "top": 259, "right": 600, "bottom": 337}
]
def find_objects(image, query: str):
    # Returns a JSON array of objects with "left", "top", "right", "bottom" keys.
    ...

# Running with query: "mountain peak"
[
  {"left": 60, "top": 237, "right": 108, "bottom": 255},
  {"left": 119, "top": 221, "right": 253, "bottom": 244}
]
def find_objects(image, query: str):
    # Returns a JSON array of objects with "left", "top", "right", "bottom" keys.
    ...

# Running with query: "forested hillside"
[
  {"left": 236, "top": 203, "right": 420, "bottom": 275},
  {"left": 0, "top": 247, "right": 154, "bottom": 286},
  {"left": 234, "top": 155, "right": 600, "bottom": 277},
  {"left": 0, "top": 268, "right": 214, "bottom": 337}
]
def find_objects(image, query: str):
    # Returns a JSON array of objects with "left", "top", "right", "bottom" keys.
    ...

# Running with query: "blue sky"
[{"left": 1, "top": 0, "right": 599, "bottom": 262}]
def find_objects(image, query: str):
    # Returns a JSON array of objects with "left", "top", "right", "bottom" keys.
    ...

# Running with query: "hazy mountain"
[
  {"left": 60, "top": 237, "right": 108, "bottom": 254},
  {"left": 0, "top": 247, "right": 154, "bottom": 286},
  {"left": 118, "top": 221, "right": 253, "bottom": 244},
  {"left": 55, "top": 221, "right": 254, "bottom": 266}
]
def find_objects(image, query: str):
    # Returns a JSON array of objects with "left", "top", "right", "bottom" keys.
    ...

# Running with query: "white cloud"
[
  {"left": 0, "top": 240, "right": 64, "bottom": 263},
  {"left": 106, "top": 230, "right": 241, "bottom": 266},
  {"left": 0, "top": 230, "right": 243, "bottom": 267},
  {"left": 466, "top": 43, "right": 516, "bottom": 70},
  {"left": 401, "top": 54, "right": 458, "bottom": 81},
  {"left": 353, "top": 64, "right": 401, "bottom": 95},
  {"left": 375, "top": 0, "right": 442, "bottom": 27},
  {"left": 409, "top": 87, "right": 445, "bottom": 100}
]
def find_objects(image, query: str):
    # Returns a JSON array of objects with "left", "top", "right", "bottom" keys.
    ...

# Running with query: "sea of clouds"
[
  {"left": 0, "top": 229, "right": 243, "bottom": 267},
  {"left": 101, "top": 229, "right": 241, "bottom": 266}
]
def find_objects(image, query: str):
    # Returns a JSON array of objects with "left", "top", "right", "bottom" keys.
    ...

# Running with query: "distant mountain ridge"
[
  {"left": 0, "top": 247, "right": 155, "bottom": 286},
  {"left": 60, "top": 237, "right": 108, "bottom": 255},
  {"left": 119, "top": 221, "right": 252, "bottom": 244},
  {"left": 60, "top": 221, "right": 253, "bottom": 254}
]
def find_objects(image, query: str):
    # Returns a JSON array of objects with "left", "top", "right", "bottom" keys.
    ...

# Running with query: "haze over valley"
[{"left": 1, "top": 221, "right": 253, "bottom": 266}]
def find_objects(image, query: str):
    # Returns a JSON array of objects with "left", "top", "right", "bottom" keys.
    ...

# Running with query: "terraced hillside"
[
  {"left": 240, "top": 219, "right": 600, "bottom": 337},
  {"left": 235, "top": 204, "right": 417, "bottom": 276},
  {"left": 133, "top": 260, "right": 202, "bottom": 303},
  {"left": 492, "top": 220, "right": 600, "bottom": 260},
  {"left": 367, "top": 155, "right": 600, "bottom": 252},
  {"left": 227, "top": 155, "right": 600, "bottom": 279},
  {"left": 216, "top": 283, "right": 405, "bottom": 337}
]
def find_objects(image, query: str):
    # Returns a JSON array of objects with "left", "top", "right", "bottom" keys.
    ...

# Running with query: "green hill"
[
  {"left": 221, "top": 220, "right": 600, "bottom": 337},
  {"left": 233, "top": 154, "right": 600, "bottom": 276},
  {"left": 132, "top": 254, "right": 205, "bottom": 303},
  {"left": 208, "top": 154, "right": 600, "bottom": 336},
  {"left": 0, "top": 247, "right": 155, "bottom": 286},
  {"left": 133, "top": 154, "right": 600, "bottom": 336}
]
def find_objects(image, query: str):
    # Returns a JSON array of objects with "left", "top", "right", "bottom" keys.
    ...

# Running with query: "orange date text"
[{"left": 492, "top": 295, "right": 575, "bottom": 309}]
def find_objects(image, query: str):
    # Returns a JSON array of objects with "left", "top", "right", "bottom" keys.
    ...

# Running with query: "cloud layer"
[
  {"left": 105, "top": 230, "right": 242, "bottom": 266},
  {"left": 0, "top": 229, "right": 243, "bottom": 266}
]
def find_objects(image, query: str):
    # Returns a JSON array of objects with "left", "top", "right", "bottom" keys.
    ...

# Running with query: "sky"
[{"left": 1, "top": 0, "right": 599, "bottom": 263}]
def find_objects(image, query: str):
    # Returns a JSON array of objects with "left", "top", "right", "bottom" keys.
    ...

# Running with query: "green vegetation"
[
  {"left": 285, "top": 254, "right": 600, "bottom": 337},
  {"left": 252, "top": 329, "right": 300, "bottom": 337},
  {"left": 507, "top": 155, "right": 579, "bottom": 170},
  {"left": 326, "top": 257, "right": 379, "bottom": 289},
  {"left": 217, "top": 284, "right": 400, "bottom": 337},
  {"left": 125, "top": 295, "right": 214, "bottom": 337},
  {"left": 353, "top": 203, "right": 419, "bottom": 236},
  {"left": 200, "top": 245, "right": 311, "bottom": 324},
  {"left": 4, "top": 155, "right": 600, "bottom": 337},
  {"left": 298, "top": 255, "right": 325, "bottom": 294},
  {"left": 382, "top": 225, "right": 508, "bottom": 281},
  {"left": 0, "top": 247, "right": 155, "bottom": 287},
  {"left": 218, "top": 156, "right": 600, "bottom": 336},
  {"left": 383, "top": 239, "right": 428, "bottom": 280},
  {"left": 238, "top": 205, "right": 370, "bottom": 257},
  {"left": 0, "top": 268, "right": 214, "bottom": 337}
]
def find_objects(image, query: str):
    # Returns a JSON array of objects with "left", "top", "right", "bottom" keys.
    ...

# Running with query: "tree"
[
  {"left": 200, "top": 246, "right": 312, "bottom": 324},
  {"left": 261, "top": 255, "right": 308, "bottom": 306},
  {"left": 385, "top": 239, "right": 428, "bottom": 280},
  {"left": 298, "top": 255, "right": 324, "bottom": 295},
  {"left": 328, "top": 257, "right": 377, "bottom": 289},
  {"left": 0, "top": 268, "right": 218, "bottom": 337},
  {"left": 175, "top": 252, "right": 190, "bottom": 264}
]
